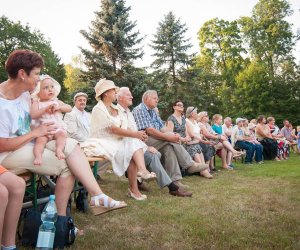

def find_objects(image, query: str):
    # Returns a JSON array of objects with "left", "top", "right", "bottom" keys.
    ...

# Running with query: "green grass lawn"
[{"left": 70, "top": 154, "right": 299, "bottom": 250}]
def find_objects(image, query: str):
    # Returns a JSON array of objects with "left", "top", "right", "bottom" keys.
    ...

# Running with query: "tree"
[
  {"left": 196, "top": 18, "right": 246, "bottom": 115},
  {"left": 80, "top": 0, "right": 143, "bottom": 82},
  {"left": 150, "top": 12, "right": 194, "bottom": 99},
  {"left": 239, "top": 0, "right": 294, "bottom": 78},
  {"left": 0, "top": 16, "right": 67, "bottom": 99},
  {"left": 64, "top": 55, "right": 88, "bottom": 93}
]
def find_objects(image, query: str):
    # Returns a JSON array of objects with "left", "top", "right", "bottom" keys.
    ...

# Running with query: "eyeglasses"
[{"left": 176, "top": 104, "right": 184, "bottom": 108}]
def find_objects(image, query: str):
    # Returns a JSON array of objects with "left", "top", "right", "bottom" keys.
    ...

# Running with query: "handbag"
[{"left": 19, "top": 208, "right": 76, "bottom": 249}]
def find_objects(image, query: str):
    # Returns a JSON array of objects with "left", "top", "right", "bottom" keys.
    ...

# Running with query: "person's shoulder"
[{"left": 132, "top": 103, "right": 144, "bottom": 112}]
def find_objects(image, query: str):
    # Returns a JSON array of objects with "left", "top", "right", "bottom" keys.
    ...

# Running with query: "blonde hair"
[
  {"left": 297, "top": 126, "right": 300, "bottom": 131},
  {"left": 212, "top": 114, "right": 222, "bottom": 124}
]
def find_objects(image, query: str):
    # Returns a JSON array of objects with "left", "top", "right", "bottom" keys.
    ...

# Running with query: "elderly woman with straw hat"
[
  {"left": 166, "top": 101, "right": 212, "bottom": 179},
  {"left": 81, "top": 79, "right": 156, "bottom": 201}
]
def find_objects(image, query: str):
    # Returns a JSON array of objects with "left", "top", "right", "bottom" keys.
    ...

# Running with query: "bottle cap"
[{"left": 49, "top": 195, "right": 55, "bottom": 201}]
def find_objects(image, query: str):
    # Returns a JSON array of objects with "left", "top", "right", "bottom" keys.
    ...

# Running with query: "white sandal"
[{"left": 90, "top": 194, "right": 127, "bottom": 216}]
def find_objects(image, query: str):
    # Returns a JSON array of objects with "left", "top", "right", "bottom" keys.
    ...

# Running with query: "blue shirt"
[
  {"left": 212, "top": 124, "right": 223, "bottom": 135},
  {"left": 132, "top": 103, "right": 164, "bottom": 131}
]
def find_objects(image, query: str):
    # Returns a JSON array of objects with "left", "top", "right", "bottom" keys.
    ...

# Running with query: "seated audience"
[
  {"left": 267, "top": 117, "right": 288, "bottom": 160},
  {"left": 222, "top": 117, "right": 233, "bottom": 143},
  {"left": 117, "top": 88, "right": 192, "bottom": 196},
  {"left": 0, "top": 50, "right": 126, "bottom": 216},
  {"left": 211, "top": 114, "right": 244, "bottom": 161},
  {"left": 82, "top": 79, "right": 157, "bottom": 201},
  {"left": 64, "top": 91, "right": 112, "bottom": 173},
  {"left": 185, "top": 107, "right": 216, "bottom": 171},
  {"left": 197, "top": 112, "right": 233, "bottom": 170},
  {"left": 296, "top": 126, "right": 300, "bottom": 154},
  {"left": 132, "top": 90, "right": 205, "bottom": 188},
  {"left": 166, "top": 102, "right": 212, "bottom": 178},
  {"left": 255, "top": 115, "right": 277, "bottom": 160},
  {"left": 64, "top": 92, "right": 91, "bottom": 143},
  {"left": 0, "top": 165, "right": 25, "bottom": 250},
  {"left": 232, "top": 118, "right": 263, "bottom": 164}
]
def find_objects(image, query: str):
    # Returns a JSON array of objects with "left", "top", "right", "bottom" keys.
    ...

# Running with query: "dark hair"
[
  {"left": 257, "top": 115, "right": 266, "bottom": 124},
  {"left": 172, "top": 100, "right": 183, "bottom": 107},
  {"left": 5, "top": 50, "right": 44, "bottom": 79}
]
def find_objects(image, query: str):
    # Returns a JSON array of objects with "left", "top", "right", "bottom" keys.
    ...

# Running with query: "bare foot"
[
  {"left": 34, "top": 157, "right": 42, "bottom": 166},
  {"left": 56, "top": 150, "right": 65, "bottom": 160}
]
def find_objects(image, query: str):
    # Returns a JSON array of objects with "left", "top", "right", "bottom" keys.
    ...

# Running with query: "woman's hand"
[
  {"left": 32, "top": 122, "right": 57, "bottom": 137},
  {"left": 165, "top": 133, "right": 180, "bottom": 143},
  {"left": 135, "top": 130, "right": 148, "bottom": 141},
  {"left": 147, "top": 146, "right": 158, "bottom": 154}
]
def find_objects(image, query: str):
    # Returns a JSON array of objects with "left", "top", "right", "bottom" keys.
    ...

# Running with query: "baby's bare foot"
[
  {"left": 34, "top": 157, "right": 42, "bottom": 166},
  {"left": 56, "top": 150, "right": 65, "bottom": 160}
]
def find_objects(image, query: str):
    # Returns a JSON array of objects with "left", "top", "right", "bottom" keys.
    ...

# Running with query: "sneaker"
[{"left": 257, "top": 161, "right": 264, "bottom": 164}]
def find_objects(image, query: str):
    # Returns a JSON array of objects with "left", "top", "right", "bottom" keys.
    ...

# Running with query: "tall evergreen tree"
[
  {"left": 150, "top": 11, "right": 194, "bottom": 101},
  {"left": 80, "top": 0, "right": 144, "bottom": 90}
]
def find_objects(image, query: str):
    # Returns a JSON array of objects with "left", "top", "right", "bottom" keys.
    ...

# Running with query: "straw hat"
[
  {"left": 186, "top": 106, "right": 197, "bottom": 118},
  {"left": 95, "top": 78, "right": 119, "bottom": 101},
  {"left": 73, "top": 92, "right": 88, "bottom": 101},
  {"left": 198, "top": 111, "right": 208, "bottom": 121},
  {"left": 31, "top": 74, "right": 61, "bottom": 99}
]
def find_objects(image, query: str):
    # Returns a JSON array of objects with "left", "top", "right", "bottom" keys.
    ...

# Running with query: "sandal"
[
  {"left": 127, "top": 188, "right": 147, "bottom": 201},
  {"left": 90, "top": 194, "right": 127, "bottom": 216},
  {"left": 137, "top": 171, "right": 157, "bottom": 181}
]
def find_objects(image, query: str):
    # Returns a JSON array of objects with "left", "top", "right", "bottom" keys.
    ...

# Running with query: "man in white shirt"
[{"left": 64, "top": 92, "right": 91, "bottom": 143}]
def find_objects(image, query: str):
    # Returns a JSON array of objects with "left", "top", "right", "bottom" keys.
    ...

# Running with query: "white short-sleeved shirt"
[{"left": 0, "top": 91, "right": 32, "bottom": 163}]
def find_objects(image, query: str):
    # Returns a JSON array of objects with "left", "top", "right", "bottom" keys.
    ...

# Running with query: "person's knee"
[
  {"left": 11, "top": 176, "right": 26, "bottom": 197},
  {"left": 0, "top": 186, "right": 9, "bottom": 207}
]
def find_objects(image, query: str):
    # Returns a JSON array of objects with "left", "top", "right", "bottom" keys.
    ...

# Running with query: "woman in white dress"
[{"left": 82, "top": 79, "right": 156, "bottom": 200}]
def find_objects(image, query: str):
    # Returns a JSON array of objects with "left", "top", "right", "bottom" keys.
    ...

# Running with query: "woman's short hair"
[
  {"left": 257, "top": 115, "right": 266, "bottom": 123},
  {"left": 212, "top": 114, "right": 222, "bottom": 124},
  {"left": 267, "top": 116, "right": 275, "bottom": 123},
  {"left": 5, "top": 50, "right": 44, "bottom": 79}
]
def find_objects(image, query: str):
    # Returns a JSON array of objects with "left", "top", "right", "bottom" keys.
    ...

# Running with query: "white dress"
[{"left": 81, "top": 101, "right": 147, "bottom": 176}]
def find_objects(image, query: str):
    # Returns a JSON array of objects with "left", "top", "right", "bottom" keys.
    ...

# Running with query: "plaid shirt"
[{"left": 132, "top": 103, "right": 164, "bottom": 131}]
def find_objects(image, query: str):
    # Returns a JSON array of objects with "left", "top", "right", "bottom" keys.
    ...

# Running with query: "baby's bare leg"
[
  {"left": 55, "top": 130, "right": 67, "bottom": 160},
  {"left": 34, "top": 136, "right": 49, "bottom": 165}
]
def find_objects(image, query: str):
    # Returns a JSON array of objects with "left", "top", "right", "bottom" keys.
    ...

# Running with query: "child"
[
  {"left": 31, "top": 75, "right": 72, "bottom": 165},
  {"left": 0, "top": 165, "right": 25, "bottom": 250}
]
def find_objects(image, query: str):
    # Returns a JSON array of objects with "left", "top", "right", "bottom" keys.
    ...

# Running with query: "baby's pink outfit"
[{"left": 34, "top": 99, "right": 67, "bottom": 132}]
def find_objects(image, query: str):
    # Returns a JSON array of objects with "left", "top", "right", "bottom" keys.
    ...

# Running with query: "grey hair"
[
  {"left": 116, "top": 87, "right": 130, "bottom": 101},
  {"left": 142, "top": 90, "right": 157, "bottom": 102},
  {"left": 224, "top": 117, "right": 232, "bottom": 123}
]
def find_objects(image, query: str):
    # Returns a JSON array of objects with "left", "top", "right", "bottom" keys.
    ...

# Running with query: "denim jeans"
[
  {"left": 235, "top": 141, "right": 255, "bottom": 163},
  {"left": 253, "top": 143, "right": 263, "bottom": 162}
]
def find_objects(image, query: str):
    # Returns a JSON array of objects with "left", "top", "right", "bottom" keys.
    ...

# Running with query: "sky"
[{"left": 1, "top": 0, "right": 300, "bottom": 67}]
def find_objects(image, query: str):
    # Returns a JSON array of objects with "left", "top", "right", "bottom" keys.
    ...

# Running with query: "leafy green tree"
[
  {"left": 239, "top": 0, "right": 294, "bottom": 78},
  {"left": 150, "top": 11, "right": 194, "bottom": 99},
  {"left": 0, "top": 16, "right": 67, "bottom": 99},
  {"left": 196, "top": 18, "right": 246, "bottom": 115},
  {"left": 64, "top": 55, "right": 88, "bottom": 94}
]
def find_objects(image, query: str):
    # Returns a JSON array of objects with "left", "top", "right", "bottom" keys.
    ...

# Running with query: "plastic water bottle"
[{"left": 36, "top": 195, "right": 58, "bottom": 250}]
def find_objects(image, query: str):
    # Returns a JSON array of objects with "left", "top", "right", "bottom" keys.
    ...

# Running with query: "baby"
[{"left": 30, "top": 75, "right": 72, "bottom": 165}]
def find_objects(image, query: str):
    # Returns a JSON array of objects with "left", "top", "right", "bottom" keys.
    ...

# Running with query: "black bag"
[{"left": 19, "top": 209, "right": 76, "bottom": 249}]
